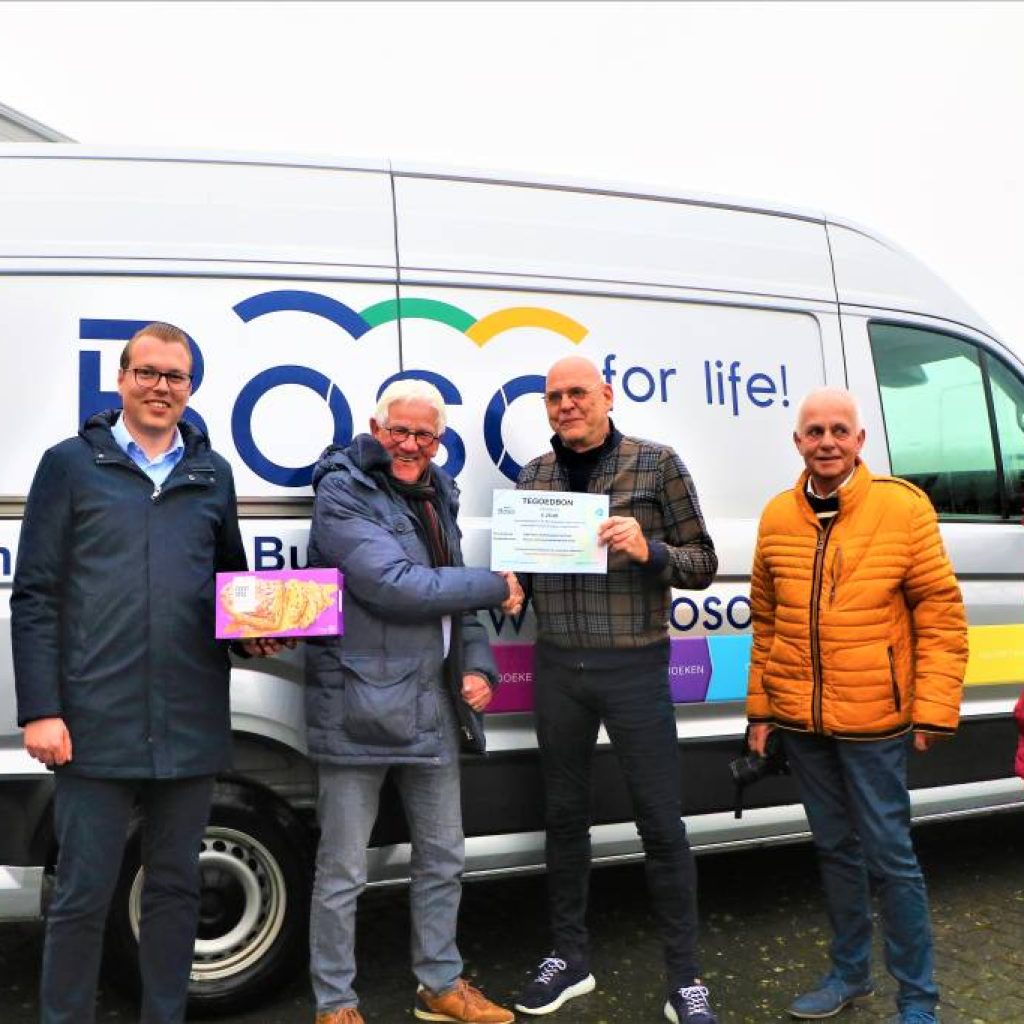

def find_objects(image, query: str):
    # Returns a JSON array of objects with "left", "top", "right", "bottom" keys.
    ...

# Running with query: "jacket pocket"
[
  {"left": 341, "top": 653, "right": 421, "bottom": 746},
  {"left": 887, "top": 646, "right": 902, "bottom": 712}
]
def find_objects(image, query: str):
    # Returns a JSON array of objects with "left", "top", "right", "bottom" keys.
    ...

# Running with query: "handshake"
[{"left": 499, "top": 571, "right": 525, "bottom": 616}]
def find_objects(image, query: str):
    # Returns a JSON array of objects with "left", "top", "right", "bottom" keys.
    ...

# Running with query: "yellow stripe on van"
[
  {"left": 965, "top": 624, "right": 1024, "bottom": 686},
  {"left": 466, "top": 307, "right": 588, "bottom": 346}
]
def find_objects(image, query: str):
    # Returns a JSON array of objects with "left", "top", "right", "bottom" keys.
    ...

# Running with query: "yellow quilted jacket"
[{"left": 746, "top": 463, "right": 967, "bottom": 739}]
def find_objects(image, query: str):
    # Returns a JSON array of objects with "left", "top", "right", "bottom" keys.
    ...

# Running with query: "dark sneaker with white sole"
[
  {"left": 514, "top": 953, "right": 596, "bottom": 1015},
  {"left": 664, "top": 983, "right": 719, "bottom": 1024}
]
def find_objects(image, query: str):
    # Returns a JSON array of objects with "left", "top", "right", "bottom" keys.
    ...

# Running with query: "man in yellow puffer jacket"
[{"left": 746, "top": 388, "right": 967, "bottom": 1024}]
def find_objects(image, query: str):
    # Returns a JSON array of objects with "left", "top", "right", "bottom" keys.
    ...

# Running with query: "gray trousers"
[{"left": 309, "top": 706, "right": 465, "bottom": 1011}]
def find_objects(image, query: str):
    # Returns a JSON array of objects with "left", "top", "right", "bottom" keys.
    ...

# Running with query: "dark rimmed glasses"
[
  {"left": 382, "top": 425, "right": 441, "bottom": 448},
  {"left": 128, "top": 366, "right": 193, "bottom": 392}
]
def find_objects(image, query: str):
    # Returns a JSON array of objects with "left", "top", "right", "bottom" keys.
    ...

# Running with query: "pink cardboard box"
[{"left": 215, "top": 569, "right": 343, "bottom": 639}]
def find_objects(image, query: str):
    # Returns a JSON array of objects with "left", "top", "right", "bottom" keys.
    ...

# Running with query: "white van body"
[{"left": 1, "top": 146, "right": 1022, "bottom": 1010}]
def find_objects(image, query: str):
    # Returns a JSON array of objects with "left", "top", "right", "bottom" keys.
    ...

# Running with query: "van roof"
[
  {"left": 0, "top": 144, "right": 997, "bottom": 342},
  {"left": 0, "top": 143, "right": 829, "bottom": 221}
]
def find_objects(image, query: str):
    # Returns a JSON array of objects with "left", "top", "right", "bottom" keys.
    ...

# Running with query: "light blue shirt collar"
[{"left": 112, "top": 413, "right": 185, "bottom": 488}]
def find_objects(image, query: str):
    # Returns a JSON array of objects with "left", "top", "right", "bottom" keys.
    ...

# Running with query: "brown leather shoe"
[
  {"left": 315, "top": 1008, "right": 365, "bottom": 1024},
  {"left": 414, "top": 978, "right": 515, "bottom": 1023}
]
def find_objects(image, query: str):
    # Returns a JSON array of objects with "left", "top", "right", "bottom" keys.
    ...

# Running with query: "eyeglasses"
[
  {"left": 544, "top": 385, "right": 598, "bottom": 406},
  {"left": 382, "top": 425, "right": 441, "bottom": 448},
  {"left": 128, "top": 367, "right": 193, "bottom": 392}
]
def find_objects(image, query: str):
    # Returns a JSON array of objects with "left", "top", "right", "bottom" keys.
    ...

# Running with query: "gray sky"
[{"left": 3, "top": 1, "right": 1023, "bottom": 351}]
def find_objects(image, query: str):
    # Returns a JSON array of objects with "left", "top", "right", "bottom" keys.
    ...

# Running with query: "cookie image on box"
[{"left": 215, "top": 569, "right": 343, "bottom": 639}]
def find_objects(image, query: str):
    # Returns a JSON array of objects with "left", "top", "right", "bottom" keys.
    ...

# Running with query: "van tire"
[{"left": 103, "top": 780, "right": 313, "bottom": 1016}]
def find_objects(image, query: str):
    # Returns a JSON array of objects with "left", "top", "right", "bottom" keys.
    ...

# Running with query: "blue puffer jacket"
[
  {"left": 305, "top": 435, "right": 508, "bottom": 765},
  {"left": 11, "top": 410, "right": 247, "bottom": 778}
]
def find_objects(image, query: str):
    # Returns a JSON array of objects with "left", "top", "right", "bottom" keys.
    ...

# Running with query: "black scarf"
[{"left": 388, "top": 471, "right": 451, "bottom": 569}]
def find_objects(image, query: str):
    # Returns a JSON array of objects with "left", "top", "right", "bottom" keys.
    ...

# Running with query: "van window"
[
  {"left": 869, "top": 322, "right": 1024, "bottom": 518},
  {"left": 987, "top": 356, "right": 1024, "bottom": 517}
]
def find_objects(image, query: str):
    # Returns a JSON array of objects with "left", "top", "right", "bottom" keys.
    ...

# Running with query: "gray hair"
[
  {"left": 795, "top": 387, "right": 862, "bottom": 432},
  {"left": 374, "top": 378, "right": 447, "bottom": 431}
]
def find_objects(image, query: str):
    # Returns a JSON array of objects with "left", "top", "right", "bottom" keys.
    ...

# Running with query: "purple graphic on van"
[
  {"left": 489, "top": 644, "right": 535, "bottom": 713},
  {"left": 668, "top": 638, "right": 712, "bottom": 702},
  {"left": 488, "top": 637, "right": 738, "bottom": 713}
]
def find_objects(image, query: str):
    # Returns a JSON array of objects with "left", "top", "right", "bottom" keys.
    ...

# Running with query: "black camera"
[{"left": 730, "top": 727, "right": 788, "bottom": 818}]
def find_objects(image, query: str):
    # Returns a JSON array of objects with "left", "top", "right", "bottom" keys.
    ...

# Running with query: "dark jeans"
[
  {"left": 42, "top": 773, "right": 215, "bottom": 1024},
  {"left": 782, "top": 732, "right": 938, "bottom": 1016},
  {"left": 534, "top": 639, "right": 700, "bottom": 990}
]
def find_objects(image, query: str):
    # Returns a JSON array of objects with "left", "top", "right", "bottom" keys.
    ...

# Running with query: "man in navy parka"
[{"left": 11, "top": 322, "right": 275, "bottom": 1024}]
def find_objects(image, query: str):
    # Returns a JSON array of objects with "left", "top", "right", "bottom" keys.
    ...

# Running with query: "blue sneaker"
[
  {"left": 514, "top": 953, "right": 595, "bottom": 1015},
  {"left": 664, "top": 983, "right": 719, "bottom": 1023},
  {"left": 789, "top": 975, "right": 874, "bottom": 1019}
]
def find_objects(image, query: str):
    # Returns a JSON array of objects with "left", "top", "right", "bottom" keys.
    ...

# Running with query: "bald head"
[
  {"left": 796, "top": 388, "right": 862, "bottom": 433},
  {"left": 547, "top": 356, "right": 604, "bottom": 388},
  {"left": 544, "top": 355, "right": 614, "bottom": 452},
  {"left": 794, "top": 387, "right": 866, "bottom": 496}
]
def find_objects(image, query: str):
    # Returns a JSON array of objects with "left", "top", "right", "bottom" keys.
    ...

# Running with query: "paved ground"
[{"left": 1, "top": 811, "right": 1022, "bottom": 1023}]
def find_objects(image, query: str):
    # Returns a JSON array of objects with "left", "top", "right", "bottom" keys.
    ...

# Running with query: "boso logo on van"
[{"left": 76, "top": 288, "right": 796, "bottom": 490}]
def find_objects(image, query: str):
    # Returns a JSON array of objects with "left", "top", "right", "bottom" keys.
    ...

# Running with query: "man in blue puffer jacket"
[{"left": 305, "top": 378, "right": 522, "bottom": 1024}]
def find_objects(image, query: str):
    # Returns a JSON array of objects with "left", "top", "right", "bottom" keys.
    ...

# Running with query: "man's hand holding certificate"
[{"left": 490, "top": 489, "right": 610, "bottom": 574}]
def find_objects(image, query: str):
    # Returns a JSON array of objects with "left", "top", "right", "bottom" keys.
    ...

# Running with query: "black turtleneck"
[{"left": 551, "top": 420, "right": 621, "bottom": 492}]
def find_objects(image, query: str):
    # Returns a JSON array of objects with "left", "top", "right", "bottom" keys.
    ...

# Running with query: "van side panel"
[
  {"left": 395, "top": 177, "right": 836, "bottom": 302},
  {"left": 395, "top": 283, "right": 826, "bottom": 528},
  {"left": 0, "top": 155, "right": 395, "bottom": 271}
]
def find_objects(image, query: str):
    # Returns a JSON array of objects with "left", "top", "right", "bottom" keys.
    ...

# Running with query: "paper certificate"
[{"left": 490, "top": 489, "right": 609, "bottom": 574}]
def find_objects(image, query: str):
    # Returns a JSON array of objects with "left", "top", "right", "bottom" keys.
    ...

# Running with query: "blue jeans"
[
  {"left": 782, "top": 732, "right": 938, "bottom": 1016},
  {"left": 309, "top": 693, "right": 464, "bottom": 1011},
  {"left": 42, "top": 773, "right": 214, "bottom": 1024},
  {"left": 534, "top": 640, "right": 700, "bottom": 990}
]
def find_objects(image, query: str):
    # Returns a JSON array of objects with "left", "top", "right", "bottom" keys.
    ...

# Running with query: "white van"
[{"left": 1, "top": 146, "right": 1022, "bottom": 1012}]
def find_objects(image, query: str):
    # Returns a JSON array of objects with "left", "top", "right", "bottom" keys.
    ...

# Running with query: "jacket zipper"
[
  {"left": 97, "top": 449, "right": 211, "bottom": 503},
  {"left": 151, "top": 466, "right": 213, "bottom": 503},
  {"left": 810, "top": 517, "right": 836, "bottom": 733},
  {"left": 829, "top": 546, "right": 843, "bottom": 606},
  {"left": 888, "top": 646, "right": 902, "bottom": 711}
]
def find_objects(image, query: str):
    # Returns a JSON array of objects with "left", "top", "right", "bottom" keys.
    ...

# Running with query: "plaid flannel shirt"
[{"left": 517, "top": 433, "right": 717, "bottom": 649}]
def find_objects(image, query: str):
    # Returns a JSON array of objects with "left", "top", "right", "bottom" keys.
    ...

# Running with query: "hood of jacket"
[
  {"left": 311, "top": 433, "right": 459, "bottom": 505},
  {"left": 311, "top": 433, "right": 392, "bottom": 492}
]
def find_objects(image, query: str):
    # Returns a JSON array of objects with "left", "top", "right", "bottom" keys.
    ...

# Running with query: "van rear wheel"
[{"left": 104, "top": 781, "right": 313, "bottom": 1015}]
